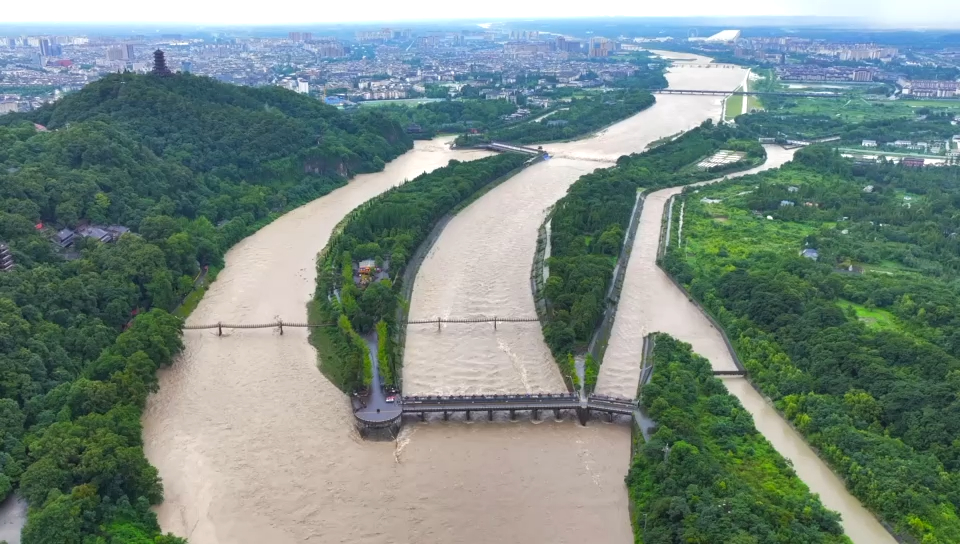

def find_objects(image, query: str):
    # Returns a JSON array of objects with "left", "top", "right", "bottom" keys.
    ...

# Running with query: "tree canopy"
[
  {"left": 663, "top": 147, "right": 960, "bottom": 542},
  {"left": 630, "top": 334, "right": 849, "bottom": 544},
  {"left": 312, "top": 153, "right": 528, "bottom": 391},
  {"left": 0, "top": 70, "right": 413, "bottom": 543}
]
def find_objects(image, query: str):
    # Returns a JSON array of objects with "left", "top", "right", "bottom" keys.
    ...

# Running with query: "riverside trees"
[
  {"left": 0, "top": 71, "right": 412, "bottom": 542},
  {"left": 630, "top": 335, "right": 849, "bottom": 544},
  {"left": 484, "top": 88, "right": 656, "bottom": 145},
  {"left": 663, "top": 147, "right": 960, "bottom": 542},
  {"left": 313, "top": 153, "right": 528, "bottom": 391},
  {"left": 541, "top": 122, "right": 764, "bottom": 358}
]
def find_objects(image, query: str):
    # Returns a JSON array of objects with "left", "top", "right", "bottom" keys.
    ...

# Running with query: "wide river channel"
[{"left": 141, "top": 52, "right": 892, "bottom": 544}]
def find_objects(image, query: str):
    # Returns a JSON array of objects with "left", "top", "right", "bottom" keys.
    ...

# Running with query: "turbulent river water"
[{"left": 140, "top": 53, "right": 889, "bottom": 544}]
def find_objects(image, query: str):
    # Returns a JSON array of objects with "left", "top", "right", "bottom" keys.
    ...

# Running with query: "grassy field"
[
  {"left": 746, "top": 94, "right": 763, "bottom": 112},
  {"left": 784, "top": 95, "right": 960, "bottom": 123},
  {"left": 837, "top": 299, "right": 902, "bottom": 331},
  {"left": 680, "top": 180, "right": 818, "bottom": 269},
  {"left": 724, "top": 89, "right": 744, "bottom": 121}
]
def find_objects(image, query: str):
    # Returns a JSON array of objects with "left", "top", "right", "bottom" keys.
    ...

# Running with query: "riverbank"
[
  {"left": 140, "top": 60, "right": 756, "bottom": 544},
  {"left": 308, "top": 152, "right": 538, "bottom": 393},
  {"left": 593, "top": 143, "right": 896, "bottom": 543},
  {"left": 628, "top": 334, "right": 851, "bottom": 543},
  {"left": 539, "top": 125, "right": 767, "bottom": 376}
]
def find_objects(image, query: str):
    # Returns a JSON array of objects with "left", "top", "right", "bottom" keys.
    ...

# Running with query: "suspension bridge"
[{"left": 182, "top": 316, "right": 541, "bottom": 335}]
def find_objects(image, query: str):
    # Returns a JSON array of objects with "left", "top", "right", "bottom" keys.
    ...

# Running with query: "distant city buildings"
[
  {"left": 898, "top": 78, "right": 959, "bottom": 98},
  {"left": 775, "top": 65, "right": 882, "bottom": 82}
]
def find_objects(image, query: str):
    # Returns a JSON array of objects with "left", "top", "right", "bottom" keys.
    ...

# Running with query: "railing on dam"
[
  {"left": 182, "top": 316, "right": 541, "bottom": 335},
  {"left": 394, "top": 392, "right": 638, "bottom": 426},
  {"left": 485, "top": 141, "right": 545, "bottom": 156}
]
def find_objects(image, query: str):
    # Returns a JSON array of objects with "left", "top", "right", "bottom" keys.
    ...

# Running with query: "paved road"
[{"left": 354, "top": 332, "right": 401, "bottom": 423}]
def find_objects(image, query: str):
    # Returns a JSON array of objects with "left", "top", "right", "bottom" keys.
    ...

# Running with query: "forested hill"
[
  {"left": 0, "top": 73, "right": 412, "bottom": 543},
  {"left": 17, "top": 72, "right": 412, "bottom": 183}
]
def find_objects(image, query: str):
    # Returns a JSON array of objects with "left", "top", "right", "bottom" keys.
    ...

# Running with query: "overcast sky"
[{"left": 5, "top": 0, "right": 959, "bottom": 28}]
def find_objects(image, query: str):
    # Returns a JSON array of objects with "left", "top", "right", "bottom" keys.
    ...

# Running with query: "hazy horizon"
[{"left": 3, "top": 1, "right": 960, "bottom": 30}]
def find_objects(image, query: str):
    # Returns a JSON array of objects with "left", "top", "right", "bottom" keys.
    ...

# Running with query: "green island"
[
  {"left": 540, "top": 122, "right": 765, "bottom": 388},
  {"left": 479, "top": 88, "right": 656, "bottom": 145},
  {"left": 630, "top": 334, "right": 849, "bottom": 544},
  {"left": 375, "top": 98, "right": 519, "bottom": 139},
  {"left": 661, "top": 144, "right": 960, "bottom": 541},
  {"left": 382, "top": 60, "right": 666, "bottom": 145},
  {"left": 0, "top": 71, "right": 411, "bottom": 542},
  {"left": 310, "top": 152, "right": 529, "bottom": 391}
]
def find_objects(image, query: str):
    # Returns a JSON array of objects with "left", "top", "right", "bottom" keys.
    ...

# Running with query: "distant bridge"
[
  {"left": 654, "top": 89, "right": 843, "bottom": 99},
  {"left": 713, "top": 370, "right": 747, "bottom": 377},
  {"left": 182, "top": 316, "right": 540, "bottom": 335},
  {"left": 393, "top": 392, "right": 638, "bottom": 426},
  {"left": 485, "top": 142, "right": 545, "bottom": 155}
]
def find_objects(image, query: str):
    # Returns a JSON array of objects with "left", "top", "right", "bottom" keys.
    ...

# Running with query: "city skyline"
[{"left": 4, "top": 1, "right": 960, "bottom": 28}]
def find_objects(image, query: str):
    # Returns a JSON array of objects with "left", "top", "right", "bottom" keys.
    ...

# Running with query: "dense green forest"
[
  {"left": 311, "top": 153, "right": 528, "bottom": 391},
  {"left": 541, "top": 122, "right": 764, "bottom": 359},
  {"left": 629, "top": 334, "right": 848, "bottom": 544},
  {"left": 662, "top": 147, "right": 960, "bottom": 542},
  {"left": 479, "top": 89, "right": 656, "bottom": 145},
  {"left": 0, "top": 71, "right": 412, "bottom": 542}
]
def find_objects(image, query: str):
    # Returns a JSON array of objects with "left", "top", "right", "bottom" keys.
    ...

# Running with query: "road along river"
[
  {"left": 139, "top": 54, "right": 886, "bottom": 544},
  {"left": 593, "top": 145, "right": 897, "bottom": 544}
]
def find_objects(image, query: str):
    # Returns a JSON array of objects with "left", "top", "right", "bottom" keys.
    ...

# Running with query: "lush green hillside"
[
  {"left": 662, "top": 147, "right": 960, "bottom": 542},
  {"left": 629, "top": 334, "right": 849, "bottom": 544},
  {"left": 0, "top": 72, "right": 412, "bottom": 543}
]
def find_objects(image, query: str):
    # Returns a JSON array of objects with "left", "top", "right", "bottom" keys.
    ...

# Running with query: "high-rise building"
[
  {"left": 297, "top": 79, "right": 310, "bottom": 94},
  {"left": 181, "top": 60, "right": 192, "bottom": 73},
  {"left": 122, "top": 44, "right": 135, "bottom": 60},
  {"left": 106, "top": 47, "right": 124, "bottom": 61},
  {"left": 38, "top": 38, "right": 51, "bottom": 57},
  {"left": 303, "top": 32, "right": 312, "bottom": 42},
  {"left": 289, "top": 32, "right": 302, "bottom": 42},
  {"left": 588, "top": 37, "right": 612, "bottom": 58}
]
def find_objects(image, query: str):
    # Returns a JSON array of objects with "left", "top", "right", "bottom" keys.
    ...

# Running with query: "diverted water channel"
[
  {"left": 137, "top": 54, "right": 887, "bottom": 544},
  {"left": 594, "top": 144, "right": 896, "bottom": 543}
]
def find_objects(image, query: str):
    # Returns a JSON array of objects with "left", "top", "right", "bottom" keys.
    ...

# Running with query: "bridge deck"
[
  {"left": 655, "top": 89, "right": 842, "bottom": 98},
  {"left": 486, "top": 142, "right": 543, "bottom": 155},
  {"left": 399, "top": 393, "right": 637, "bottom": 419}
]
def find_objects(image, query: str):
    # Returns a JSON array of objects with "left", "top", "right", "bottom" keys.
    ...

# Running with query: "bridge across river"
[
  {"left": 182, "top": 315, "right": 541, "bottom": 335},
  {"left": 654, "top": 89, "right": 843, "bottom": 98}
]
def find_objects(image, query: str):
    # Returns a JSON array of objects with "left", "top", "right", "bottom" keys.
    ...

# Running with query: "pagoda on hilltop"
[{"left": 152, "top": 49, "right": 172, "bottom": 76}]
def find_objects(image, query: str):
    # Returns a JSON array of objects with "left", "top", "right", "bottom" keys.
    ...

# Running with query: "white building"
[
  {"left": 0, "top": 101, "right": 19, "bottom": 115},
  {"left": 297, "top": 79, "right": 310, "bottom": 94},
  {"left": 704, "top": 30, "right": 742, "bottom": 43}
]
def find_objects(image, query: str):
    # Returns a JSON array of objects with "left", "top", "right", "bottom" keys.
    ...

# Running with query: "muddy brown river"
[{"left": 141, "top": 54, "right": 889, "bottom": 544}]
